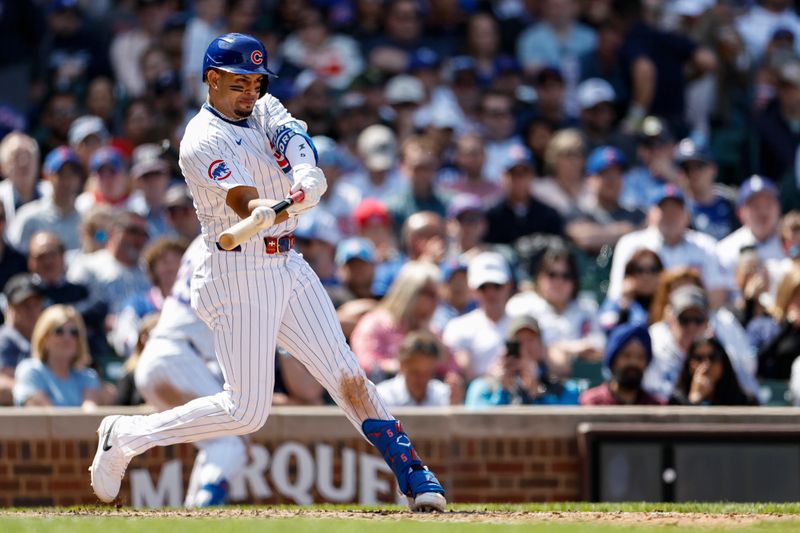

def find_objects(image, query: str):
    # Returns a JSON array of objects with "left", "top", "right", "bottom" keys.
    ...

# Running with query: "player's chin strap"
[{"left": 362, "top": 419, "right": 444, "bottom": 497}]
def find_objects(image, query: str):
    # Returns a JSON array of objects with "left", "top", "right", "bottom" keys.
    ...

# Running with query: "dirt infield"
[{"left": 5, "top": 507, "right": 798, "bottom": 528}]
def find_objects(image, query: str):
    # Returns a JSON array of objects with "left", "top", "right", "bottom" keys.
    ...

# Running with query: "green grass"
[{"left": 3, "top": 503, "right": 800, "bottom": 532}]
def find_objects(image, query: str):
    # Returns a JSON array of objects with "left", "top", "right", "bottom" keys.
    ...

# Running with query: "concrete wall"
[{"left": 0, "top": 406, "right": 798, "bottom": 507}]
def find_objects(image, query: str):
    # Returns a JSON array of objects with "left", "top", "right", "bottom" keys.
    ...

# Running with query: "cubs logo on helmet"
[
  {"left": 202, "top": 33, "right": 276, "bottom": 80},
  {"left": 208, "top": 160, "right": 232, "bottom": 181}
]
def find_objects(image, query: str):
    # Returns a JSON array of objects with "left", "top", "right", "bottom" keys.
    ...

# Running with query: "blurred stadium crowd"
[{"left": 1, "top": 0, "right": 800, "bottom": 410}]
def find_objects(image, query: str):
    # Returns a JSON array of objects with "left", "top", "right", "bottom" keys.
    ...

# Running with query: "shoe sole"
[
  {"left": 410, "top": 492, "right": 446, "bottom": 513},
  {"left": 90, "top": 415, "right": 122, "bottom": 503}
]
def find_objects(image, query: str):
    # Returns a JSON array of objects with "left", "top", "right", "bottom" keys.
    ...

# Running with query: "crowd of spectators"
[{"left": 2, "top": 0, "right": 800, "bottom": 410}]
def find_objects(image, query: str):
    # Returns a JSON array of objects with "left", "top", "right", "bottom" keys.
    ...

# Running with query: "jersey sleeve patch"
[
  {"left": 269, "top": 141, "right": 292, "bottom": 174},
  {"left": 207, "top": 159, "right": 232, "bottom": 181}
]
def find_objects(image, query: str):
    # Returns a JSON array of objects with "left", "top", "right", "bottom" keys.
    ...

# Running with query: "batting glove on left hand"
[{"left": 288, "top": 164, "right": 327, "bottom": 215}]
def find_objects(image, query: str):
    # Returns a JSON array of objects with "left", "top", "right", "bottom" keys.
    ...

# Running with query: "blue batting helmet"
[{"left": 202, "top": 33, "right": 276, "bottom": 83}]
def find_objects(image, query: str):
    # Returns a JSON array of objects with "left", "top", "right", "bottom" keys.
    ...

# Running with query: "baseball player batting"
[
  {"left": 134, "top": 236, "right": 247, "bottom": 506},
  {"left": 90, "top": 33, "right": 446, "bottom": 512}
]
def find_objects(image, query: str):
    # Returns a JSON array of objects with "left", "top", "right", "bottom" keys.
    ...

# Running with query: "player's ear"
[{"left": 206, "top": 69, "right": 219, "bottom": 90}]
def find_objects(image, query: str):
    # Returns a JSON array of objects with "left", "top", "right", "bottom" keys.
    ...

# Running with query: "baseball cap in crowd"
[
  {"left": 335, "top": 237, "right": 376, "bottom": 266},
  {"left": 603, "top": 323, "right": 652, "bottom": 371},
  {"left": 385, "top": 74, "right": 425, "bottom": 105},
  {"left": 650, "top": 183, "right": 685, "bottom": 206},
  {"left": 43, "top": 146, "right": 81, "bottom": 174},
  {"left": 164, "top": 184, "right": 193, "bottom": 208},
  {"left": 4, "top": 274, "right": 42, "bottom": 306},
  {"left": 669, "top": 285, "right": 708, "bottom": 316},
  {"left": 293, "top": 70, "right": 319, "bottom": 95},
  {"left": 440, "top": 259, "right": 468, "bottom": 282},
  {"left": 153, "top": 71, "right": 181, "bottom": 96},
  {"left": 736, "top": 175, "right": 779, "bottom": 208},
  {"left": 51, "top": 0, "right": 80, "bottom": 12},
  {"left": 294, "top": 209, "right": 341, "bottom": 246},
  {"left": 506, "top": 314, "right": 541, "bottom": 339},
  {"left": 353, "top": 198, "right": 391, "bottom": 229},
  {"left": 672, "top": 0, "right": 713, "bottom": 17},
  {"left": 339, "top": 91, "right": 367, "bottom": 111},
  {"left": 68, "top": 115, "right": 109, "bottom": 147},
  {"left": 500, "top": 144, "right": 534, "bottom": 173},
  {"left": 495, "top": 56, "right": 520, "bottom": 76},
  {"left": 535, "top": 66, "right": 564, "bottom": 86},
  {"left": 773, "top": 26, "right": 796, "bottom": 42},
  {"left": 408, "top": 47, "right": 441, "bottom": 72},
  {"left": 447, "top": 193, "right": 484, "bottom": 221},
  {"left": 780, "top": 61, "right": 800, "bottom": 86},
  {"left": 467, "top": 251, "right": 511, "bottom": 289},
  {"left": 312, "top": 135, "right": 346, "bottom": 168},
  {"left": 447, "top": 56, "right": 477, "bottom": 77},
  {"left": 0, "top": 105, "right": 25, "bottom": 139},
  {"left": 576, "top": 78, "right": 616, "bottom": 112},
  {"left": 638, "top": 116, "right": 673, "bottom": 146},
  {"left": 89, "top": 146, "right": 125, "bottom": 173},
  {"left": 357, "top": 125, "right": 397, "bottom": 173},
  {"left": 673, "top": 138, "right": 714, "bottom": 166},
  {"left": 586, "top": 146, "right": 626, "bottom": 175},
  {"left": 422, "top": 105, "right": 461, "bottom": 130},
  {"left": 131, "top": 143, "right": 169, "bottom": 179}
]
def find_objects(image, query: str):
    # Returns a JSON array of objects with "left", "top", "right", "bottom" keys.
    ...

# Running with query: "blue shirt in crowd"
[{"left": 13, "top": 358, "right": 100, "bottom": 407}]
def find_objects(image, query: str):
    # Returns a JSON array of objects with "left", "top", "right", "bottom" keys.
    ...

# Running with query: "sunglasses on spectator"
[
  {"left": 408, "top": 340, "right": 440, "bottom": 356},
  {"left": 678, "top": 314, "right": 707, "bottom": 326},
  {"left": 53, "top": 326, "right": 80, "bottom": 338},
  {"left": 690, "top": 350, "right": 721, "bottom": 364},
  {"left": 483, "top": 107, "right": 511, "bottom": 117},
  {"left": 167, "top": 205, "right": 194, "bottom": 215},
  {"left": 545, "top": 270, "right": 573, "bottom": 281},
  {"left": 630, "top": 264, "right": 661, "bottom": 276},
  {"left": 478, "top": 282, "right": 504, "bottom": 291},
  {"left": 417, "top": 287, "right": 438, "bottom": 299},
  {"left": 457, "top": 212, "right": 484, "bottom": 224},
  {"left": 125, "top": 226, "right": 149, "bottom": 239},
  {"left": 682, "top": 161, "right": 709, "bottom": 173}
]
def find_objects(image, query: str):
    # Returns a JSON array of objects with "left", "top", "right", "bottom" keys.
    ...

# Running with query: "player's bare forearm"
[{"left": 226, "top": 185, "right": 280, "bottom": 219}]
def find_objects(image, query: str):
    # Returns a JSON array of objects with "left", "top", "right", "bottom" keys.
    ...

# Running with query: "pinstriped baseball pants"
[{"left": 114, "top": 249, "right": 393, "bottom": 457}]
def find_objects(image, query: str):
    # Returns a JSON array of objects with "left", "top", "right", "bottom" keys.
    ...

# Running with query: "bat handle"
[{"left": 272, "top": 190, "right": 305, "bottom": 214}]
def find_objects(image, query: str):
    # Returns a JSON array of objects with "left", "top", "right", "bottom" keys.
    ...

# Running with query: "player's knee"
[{"left": 221, "top": 392, "right": 271, "bottom": 434}]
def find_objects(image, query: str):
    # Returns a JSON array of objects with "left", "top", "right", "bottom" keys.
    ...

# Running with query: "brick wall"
[{"left": 0, "top": 406, "right": 798, "bottom": 507}]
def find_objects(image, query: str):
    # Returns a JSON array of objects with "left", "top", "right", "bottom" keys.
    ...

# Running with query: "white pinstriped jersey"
[
  {"left": 178, "top": 94, "right": 301, "bottom": 253},
  {"left": 148, "top": 236, "right": 215, "bottom": 361}
]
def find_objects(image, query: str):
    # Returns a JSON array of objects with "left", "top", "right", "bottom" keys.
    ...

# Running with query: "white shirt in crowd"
[
  {"left": 716, "top": 227, "right": 785, "bottom": 291},
  {"left": 643, "top": 309, "right": 759, "bottom": 402},
  {"left": 7, "top": 196, "right": 81, "bottom": 253},
  {"left": 340, "top": 169, "right": 408, "bottom": 204},
  {"left": 376, "top": 375, "right": 451, "bottom": 407},
  {"left": 0, "top": 180, "right": 51, "bottom": 231},
  {"left": 607, "top": 227, "right": 725, "bottom": 300},
  {"left": 505, "top": 291, "right": 605, "bottom": 352},
  {"left": 443, "top": 309, "right": 509, "bottom": 378},
  {"left": 736, "top": 4, "right": 800, "bottom": 62}
]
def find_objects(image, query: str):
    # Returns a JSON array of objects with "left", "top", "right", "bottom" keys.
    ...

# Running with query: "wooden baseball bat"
[{"left": 218, "top": 190, "right": 305, "bottom": 250}]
